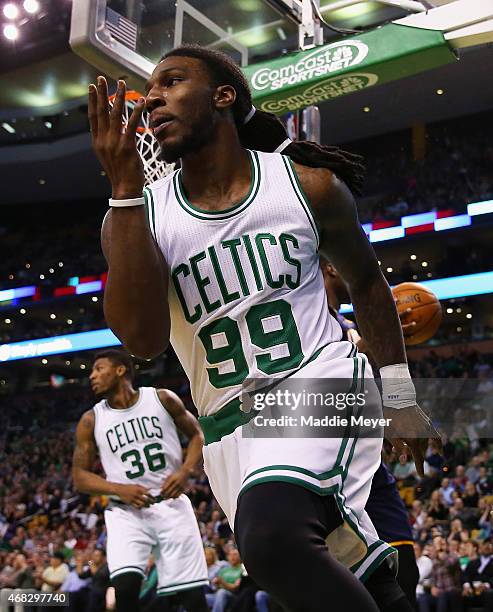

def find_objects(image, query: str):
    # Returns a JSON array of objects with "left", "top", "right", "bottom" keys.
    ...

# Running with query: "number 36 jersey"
[
  {"left": 144, "top": 150, "right": 342, "bottom": 417},
  {"left": 93, "top": 387, "right": 182, "bottom": 493}
]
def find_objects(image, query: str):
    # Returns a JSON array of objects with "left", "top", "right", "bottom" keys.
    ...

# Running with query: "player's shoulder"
[
  {"left": 77, "top": 408, "right": 95, "bottom": 432},
  {"left": 144, "top": 168, "right": 179, "bottom": 194},
  {"left": 288, "top": 163, "right": 354, "bottom": 217},
  {"left": 155, "top": 387, "right": 183, "bottom": 407}
]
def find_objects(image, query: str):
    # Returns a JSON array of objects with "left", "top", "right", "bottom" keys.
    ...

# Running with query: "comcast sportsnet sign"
[
  {"left": 244, "top": 25, "right": 457, "bottom": 115},
  {"left": 251, "top": 41, "right": 369, "bottom": 92},
  {"left": 244, "top": 40, "right": 376, "bottom": 114}
]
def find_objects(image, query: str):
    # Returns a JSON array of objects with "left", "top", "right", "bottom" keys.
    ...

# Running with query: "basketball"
[{"left": 392, "top": 282, "right": 442, "bottom": 346}]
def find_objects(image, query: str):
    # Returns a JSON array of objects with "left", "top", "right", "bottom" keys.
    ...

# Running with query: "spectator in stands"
[
  {"left": 411, "top": 500, "right": 426, "bottom": 531},
  {"left": 210, "top": 548, "right": 243, "bottom": 612},
  {"left": 205, "top": 546, "right": 228, "bottom": 608},
  {"left": 465, "top": 457, "right": 482, "bottom": 485},
  {"left": 418, "top": 547, "right": 463, "bottom": 612},
  {"left": 415, "top": 542, "right": 433, "bottom": 602},
  {"left": 60, "top": 550, "right": 90, "bottom": 612},
  {"left": 440, "top": 479, "right": 456, "bottom": 507},
  {"left": 462, "top": 482, "right": 479, "bottom": 508},
  {"left": 40, "top": 552, "right": 69, "bottom": 593},
  {"left": 428, "top": 491, "right": 449, "bottom": 523},
  {"left": 454, "top": 466, "right": 468, "bottom": 492},
  {"left": 0, "top": 552, "right": 36, "bottom": 612},
  {"left": 462, "top": 539, "right": 493, "bottom": 611},
  {"left": 76, "top": 548, "right": 109, "bottom": 612},
  {"left": 393, "top": 450, "right": 417, "bottom": 483},
  {"left": 478, "top": 467, "right": 493, "bottom": 495}
]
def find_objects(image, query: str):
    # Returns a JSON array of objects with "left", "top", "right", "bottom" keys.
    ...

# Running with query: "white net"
[{"left": 108, "top": 91, "right": 175, "bottom": 186}]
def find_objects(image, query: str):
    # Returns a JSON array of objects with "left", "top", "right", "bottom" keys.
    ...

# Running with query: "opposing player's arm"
[
  {"left": 297, "top": 164, "right": 406, "bottom": 368},
  {"left": 297, "top": 165, "right": 441, "bottom": 475},
  {"left": 157, "top": 389, "right": 204, "bottom": 499},
  {"left": 72, "top": 409, "right": 152, "bottom": 507},
  {"left": 91, "top": 77, "right": 170, "bottom": 359}
]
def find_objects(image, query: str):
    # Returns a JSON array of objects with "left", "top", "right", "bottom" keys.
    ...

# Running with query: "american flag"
[{"left": 105, "top": 7, "right": 138, "bottom": 50}]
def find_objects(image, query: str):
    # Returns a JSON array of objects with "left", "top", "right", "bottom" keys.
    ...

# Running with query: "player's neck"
[
  {"left": 180, "top": 126, "right": 251, "bottom": 212},
  {"left": 106, "top": 385, "right": 139, "bottom": 410}
]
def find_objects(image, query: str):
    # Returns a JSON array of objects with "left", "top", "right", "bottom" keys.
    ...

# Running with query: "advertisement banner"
[{"left": 244, "top": 24, "right": 456, "bottom": 115}]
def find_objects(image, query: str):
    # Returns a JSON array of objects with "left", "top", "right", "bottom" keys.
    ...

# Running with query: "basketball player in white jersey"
[
  {"left": 88, "top": 45, "right": 440, "bottom": 612},
  {"left": 72, "top": 349, "right": 208, "bottom": 611}
]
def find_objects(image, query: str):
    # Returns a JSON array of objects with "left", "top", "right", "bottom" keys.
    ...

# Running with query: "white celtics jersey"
[
  {"left": 144, "top": 150, "right": 342, "bottom": 417},
  {"left": 93, "top": 387, "right": 183, "bottom": 493}
]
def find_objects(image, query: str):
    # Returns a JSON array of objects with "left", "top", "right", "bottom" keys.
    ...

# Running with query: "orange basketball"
[{"left": 391, "top": 282, "right": 442, "bottom": 346}]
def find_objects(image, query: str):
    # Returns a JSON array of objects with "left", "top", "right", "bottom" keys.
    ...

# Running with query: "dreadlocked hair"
[{"left": 163, "top": 45, "right": 365, "bottom": 195}]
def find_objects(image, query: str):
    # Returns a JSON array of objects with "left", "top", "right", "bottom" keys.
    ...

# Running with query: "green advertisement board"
[{"left": 244, "top": 24, "right": 457, "bottom": 115}]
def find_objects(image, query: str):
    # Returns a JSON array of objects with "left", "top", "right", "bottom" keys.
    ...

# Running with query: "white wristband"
[
  {"left": 379, "top": 363, "right": 416, "bottom": 409},
  {"left": 109, "top": 197, "right": 145, "bottom": 208}
]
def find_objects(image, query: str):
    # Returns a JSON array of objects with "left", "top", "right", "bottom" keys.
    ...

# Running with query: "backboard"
[
  {"left": 69, "top": 0, "right": 421, "bottom": 90},
  {"left": 70, "top": 0, "right": 302, "bottom": 90}
]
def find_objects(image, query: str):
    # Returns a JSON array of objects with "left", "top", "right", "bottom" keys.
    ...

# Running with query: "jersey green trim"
[
  {"left": 243, "top": 463, "right": 344, "bottom": 483},
  {"left": 110, "top": 566, "right": 146, "bottom": 579},
  {"left": 282, "top": 155, "right": 320, "bottom": 247},
  {"left": 334, "top": 351, "right": 359, "bottom": 469},
  {"left": 143, "top": 187, "right": 157, "bottom": 241},
  {"left": 357, "top": 547, "right": 397, "bottom": 583},
  {"left": 240, "top": 475, "right": 339, "bottom": 498},
  {"left": 342, "top": 356, "right": 366, "bottom": 484},
  {"left": 350, "top": 541, "right": 382, "bottom": 574},
  {"left": 174, "top": 150, "right": 261, "bottom": 221},
  {"left": 156, "top": 578, "right": 209, "bottom": 596}
]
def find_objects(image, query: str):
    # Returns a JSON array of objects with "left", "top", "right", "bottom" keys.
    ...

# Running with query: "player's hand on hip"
[
  {"left": 88, "top": 76, "right": 146, "bottom": 199},
  {"left": 160, "top": 468, "right": 190, "bottom": 499},
  {"left": 383, "top": 403, "right": 442, "bottom": 478},
  {"left": 114, "top": 483, "right": 152, "bottom": 508}
]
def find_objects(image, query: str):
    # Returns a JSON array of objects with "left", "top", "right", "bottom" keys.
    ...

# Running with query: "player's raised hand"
[
  {"left": 383, "top": 404, "right": 443, "bottom": 477},
  {"left": 114, "top": 483, "right": 152, "bottom": 508},
  {"left": 88, "top": 76, "right": 145, "bottom": 199},
  {"left": 160, "top": 467, "right": 190, "bottom": 499}
]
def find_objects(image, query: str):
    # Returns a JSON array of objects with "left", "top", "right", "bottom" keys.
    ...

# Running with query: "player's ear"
[
  {"left": 214, "top": 85, "right": 236, "bottom": 111},
  {"left": 116, "top": 365, "right": 126, "bottom": 379}
]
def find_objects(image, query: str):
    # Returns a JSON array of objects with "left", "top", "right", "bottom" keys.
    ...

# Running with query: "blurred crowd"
[
  {"left": 384, "top": 243, "right": 493, "bottom": 287},
  {"left": 0, "top": 349, "right": 492, "bottom": 610},
  {"left": 355, "top": 111, "right": 493, "bottom": 224},
  {"left": 1, "top": 111, "right": 492, "bottom": 290}
]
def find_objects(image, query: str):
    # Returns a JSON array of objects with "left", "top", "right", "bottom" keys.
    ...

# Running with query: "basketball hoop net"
[{"left": 108, "top": 90, "right": 175, "bottom": 185}]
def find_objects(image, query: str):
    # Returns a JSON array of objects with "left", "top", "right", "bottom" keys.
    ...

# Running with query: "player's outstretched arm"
[
  {"left": 296, "top": 164, "right": 441, "bottom": 474},
  {"left": 157, "top": 389, "right": 205, "bottom": 499},
  {"left": 89, "top": 76, "right": 170, "bottom": 359},
  {"left": 72, "top": 409, "right": 151, "bottom": 507}
]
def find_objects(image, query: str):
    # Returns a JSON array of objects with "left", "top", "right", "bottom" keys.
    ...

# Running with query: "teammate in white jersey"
[
  {"left": 88, "top": 46, "right": 440, "bottom": 611},
  {"left": 72, "top": 349, "right": 208, "bottom": 611}
]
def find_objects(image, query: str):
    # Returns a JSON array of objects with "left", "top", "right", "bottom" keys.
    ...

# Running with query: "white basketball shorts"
[
  {"left": 200, "top": 341, "right": 397, "bottom": 582},
  {"left": 105, "top": 494, "right": 208, "bottom": 596}
]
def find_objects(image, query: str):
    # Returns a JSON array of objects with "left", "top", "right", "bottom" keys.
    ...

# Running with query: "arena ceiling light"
[
  {"left": 1, "top": 122, "right": 15, "bottom": 134},
  {"left": 3, "top": 23, "right": 19, "bottom": 40},
  {"left": 23, "top": 0, "right": 40, "bottom": 13},
  {"left": 3, "top": 3, "right": 19, "bottom": 19}
]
